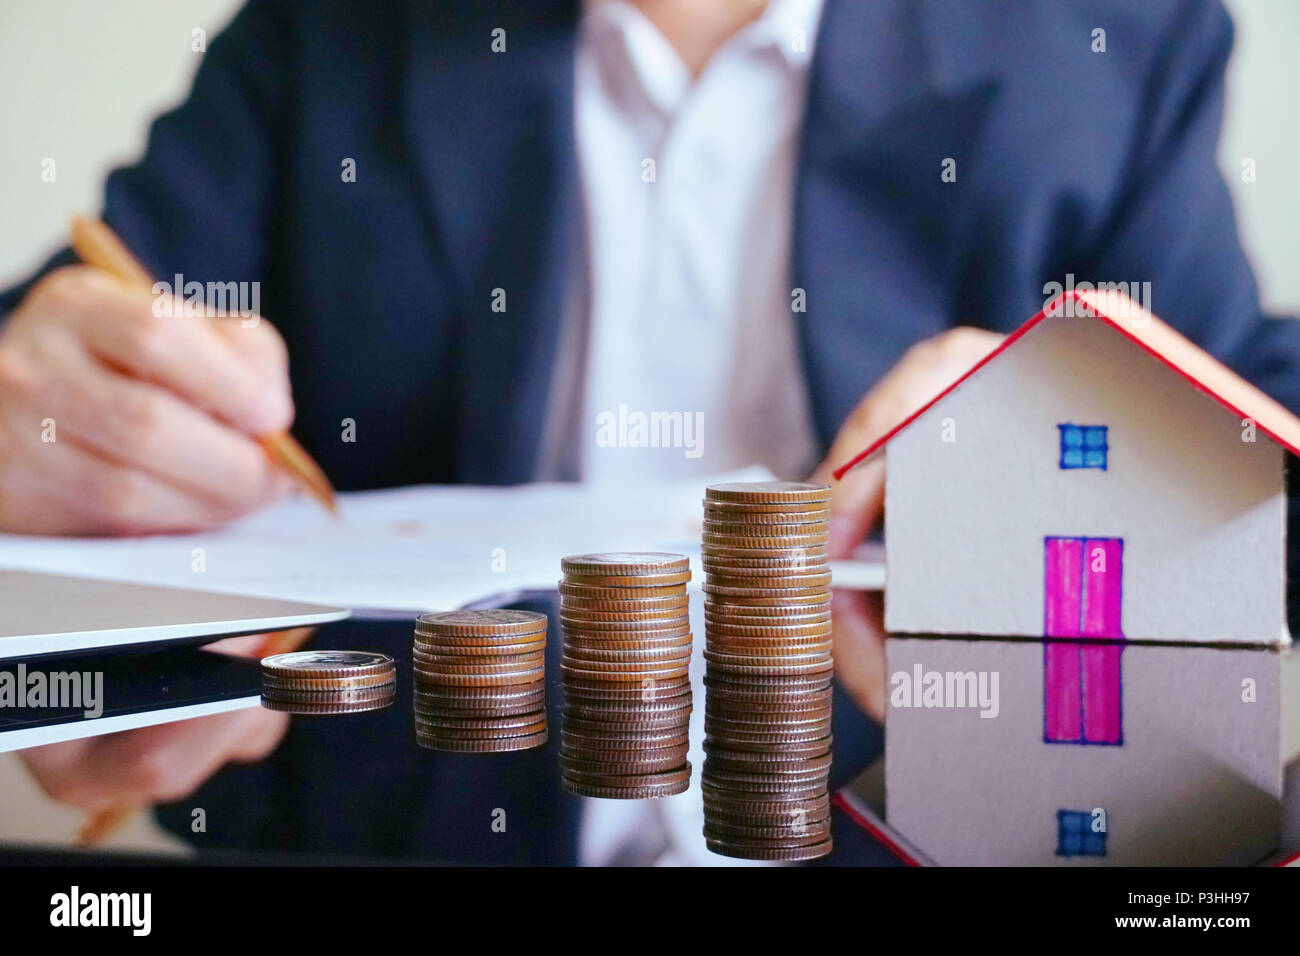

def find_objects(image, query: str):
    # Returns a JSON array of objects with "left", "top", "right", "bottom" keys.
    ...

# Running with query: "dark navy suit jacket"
[{"left": 5, "top": 0, "right": 1299, "bottom": 863}]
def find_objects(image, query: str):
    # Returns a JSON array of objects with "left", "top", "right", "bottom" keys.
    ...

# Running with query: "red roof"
[{"left": 832, "top": 288, "right": 1300, "bottom": 480}]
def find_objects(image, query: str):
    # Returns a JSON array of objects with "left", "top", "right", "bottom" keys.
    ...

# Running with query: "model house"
[
  {"left": 835, "top": 288, "right": 1300, "bottom": 646},
  {"left": 835, "top": 289, "right": 1300, "bottom": 864}
]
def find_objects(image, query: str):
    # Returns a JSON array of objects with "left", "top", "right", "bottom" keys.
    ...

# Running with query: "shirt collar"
[{"left": 584, "top": 0, "right": 826, "bottom": 112}]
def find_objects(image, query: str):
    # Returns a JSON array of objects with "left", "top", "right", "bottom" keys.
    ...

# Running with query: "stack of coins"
[
  {"left": 558, "top": 553, "right": 694, "bottom": 799},
  {"left": 701, "top": 481, "right": 835, "bottom": 861},
  {"left": 412, "top": 610, "right": 549, "bottom": 753},
  {"left": 261, "top": 651, "right": 397, "bottom": 715}
]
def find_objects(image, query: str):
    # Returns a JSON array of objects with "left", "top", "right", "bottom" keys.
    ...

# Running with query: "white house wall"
[
  {"left": 884, "top": 636, "right": 1283, "bottom": 866},
  {"left": 883, "top": 313, "right": 1286, "bottom": 644}
]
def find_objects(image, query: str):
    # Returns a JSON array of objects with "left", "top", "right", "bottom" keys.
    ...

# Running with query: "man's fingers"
[
  {"left": 821, "top": 459, "right": 885, "bottom": 560},
  {"left": 47, "top": 268, "right": 292, "bottom": 435},
  {"left": 35, "top": 335, "right": 285, "bottom": 512}
]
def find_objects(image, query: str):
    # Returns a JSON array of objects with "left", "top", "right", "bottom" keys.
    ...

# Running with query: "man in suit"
[{"left": 5, "top": 0, "right": 1298, "bottom": 862}]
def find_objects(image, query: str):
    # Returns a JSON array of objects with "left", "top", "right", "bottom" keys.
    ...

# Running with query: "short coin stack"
[
  {"left": 558, "top": 553, "right": 693, "bottom": 799},
  {"left": 412, "top": 610, "right": 549, "bottom": 752},
  {"left": 261, "top": 651, "right": 397, "bottom": 715},
  {"left": 701, "top": 481, "right": 835, "bottom": 861}
]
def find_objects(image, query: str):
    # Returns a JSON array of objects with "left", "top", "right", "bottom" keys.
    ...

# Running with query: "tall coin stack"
[
  {"left": 558, "top": 553, "right": 694, "bottom": 799},
  {"left": 412, "top": 610, "right": 549, "bottom": 752},
  {"left": 701, "top": 481, "right": 835, "bottom": 861}
]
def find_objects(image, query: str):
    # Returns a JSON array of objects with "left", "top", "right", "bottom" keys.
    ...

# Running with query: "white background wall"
[{"left": 0, "top": 0, "right": 1298, "bottom": 311}]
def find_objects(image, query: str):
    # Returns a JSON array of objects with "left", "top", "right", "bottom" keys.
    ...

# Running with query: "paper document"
[{"left": 0, "top": 468, "right": 883, "bottom": 613}]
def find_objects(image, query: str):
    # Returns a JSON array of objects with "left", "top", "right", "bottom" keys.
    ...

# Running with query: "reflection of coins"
[
  {"left": 701, "top": 482, "right": 834, "bottom": 861},
  {"left": 262, "top": 684, "right": 397, "bottom": 704},
  {"left": 411, "top": 610, "right": 549, "bottom": 753},
  {"left": 262, "top": 692, "right": 395, "bottom": 716},
  {"left": 415, "top": 729, "right": 549, "bottom": 753},
  {"left": 559, "top": 553, "right": 693, "bottom": 798}
]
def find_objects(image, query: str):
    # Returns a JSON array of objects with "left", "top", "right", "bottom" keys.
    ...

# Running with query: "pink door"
[{"left": 1043, "top": 537, "right": 1123, "bottom": 745}]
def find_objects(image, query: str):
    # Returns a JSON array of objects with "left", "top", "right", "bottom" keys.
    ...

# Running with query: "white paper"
[{"left": 0, "top": 468, "right": 884, "bottom": 613}]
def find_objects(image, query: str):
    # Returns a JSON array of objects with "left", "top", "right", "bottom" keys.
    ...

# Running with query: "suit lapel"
[
  {"left": 402, "top": 2, "right": 581, "bottom": 483},
  {"left": 794, "top": 0, "right": 999, "bottom": 447}
]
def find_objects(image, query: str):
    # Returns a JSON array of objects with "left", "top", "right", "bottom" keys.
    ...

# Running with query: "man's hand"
[
  {"left": 812, "top": 327, "right": 1002, "bottom": 721},
  {"left": 0, "top": 266, "right": 294, "bottom": 535},
  {"left": 20, "top": 708, "right": 289, "bottom": 814},
  {"left": 812, "top": 327, "right": 1003, "bottom": 560}
]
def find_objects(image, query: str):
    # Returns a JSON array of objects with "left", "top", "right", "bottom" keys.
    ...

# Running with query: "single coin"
[
  {"left": 262, "top": 671, "right": 396, "bottom": 691},
  {"left": 413, "top": 630, "right": 546, "bottom": 648},
  {"left": 562, "top": 715, "right": 692, "bottom": 735},
  {"left": 412, "top": 647, "right": 545, "bottom": 666},
  {"left": 261, "top": 651, "right": 395, "bottom": 681},
  {"left": 706, "top": 620, "right": 832, "bottom": 638},
  {"left": 412, "top": 655, "right": 546, "bottom": 676},
  {"left": 559, "top": 581, "right": 688, "bottom": 600},
  {"left": 705, "top": 806, "right": 831, "bottom": 828},
  {"left": 413, "top": 636, "right": 546, "bottom": 656},
  {"left": 561, "top": 777, "right": 691, "bottom": 800},
  {"left": 704, "top": 656, "right": 833, "bottom": 678},
  {"left": 414, "top": 697, "right": 546, "bottom": 719},
  {"left": 559, "top": 606, "right": 689, "bottom": 623},
  {"left": 561, "top": 765, "right": 691, "bottom": 787},
  {"left": 561, "top": 623, "right": 691, "bottom": 641},
  {"left": 701, "top": 497, "right": 829, "bottom": 514},
  {"left": 703, "top": 519, "right": 831, "bottom": 537},
  {"left": 563, "top": 635, "right": 694, "bottom": 655},
  {"left": 560, "top": 729, "right": 690, "bottom": 750},
  {"left": 413, "top": 668, "right": 545, "bottom": 687},
  {"left": 261, "top": 695, "right": 395, "bottom": 715},
  {"left": 562, "top": 646, "right": 693, "bottom": 666},
  {"left": 705, "top": 751, "right": 832, "bottom": 774},
  {"left": 563, "top": 679, "right": 690, "bottom": 701},
  {"left": 561, "top": 553, "right": 690, "bottom": 576},
  {"left": 702, "top": 534, "right": 829, "bottom": 552},
  {"left": 701, "top": 507, "right": 830, "bottom": 525},
  {"left": 562, "top": 570, "right": 692, "bottom": 588},
  {"left": 703, "top": 826, "right": 831, "bottom": 850},
  {"left": 415, "top": 717, "right": 548, "bottom": 739},
  {"left": 558, "top": 749, "right": 689, "bottom": 774},
  {"left": 701, "top": 561, "right": 831, "bottom": 579},
  {"left": 705, "top": 738, "right": 832, "bottom": 762},
  {"left": 415, "top": 729, "right": 549, "bottom": 752},
  {"left": 413, "top": 682, "right": 546, "bottom": 702},
  {"left": 560, "top": 616, "right": 691, "bottom": 634},
  {"left": 705, "top": 481, "right": 831, "bottom": 504},
  {"left": 705, "top": 838, "right": 832, "bottom": 861},
  {"left": 564, "top": 598, "right": 696, "bottom": 613},
  {"left": 415, "top": 609, "right": 548, "bottom": 636},
  {"left": 704, "top": 601, "right": 831, "bottom": 618},
  {"left": 561, "top": 663, "right": 690, "bottom": 683},
  {"left": 705, "top": 571, "right": 833, "bottom": 590},
  {"left": 413, "top": 710, "right": 547, "bottom": 731},
  {"left": 261, "top": 683, "right": 398, "bottom": 704}
]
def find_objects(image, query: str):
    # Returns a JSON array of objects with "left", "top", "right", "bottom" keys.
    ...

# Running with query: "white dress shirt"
[
  {"left": 546, "top": 0, "right": 823, "bottom": 487},
  {"left": 554, "top": 0, "right": 826, "bottom": 866}
]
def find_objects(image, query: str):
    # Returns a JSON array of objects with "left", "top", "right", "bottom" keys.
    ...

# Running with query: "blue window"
[
  {"left": 1058, "top": 424, "right": 1108, "bottom": 470},
  {"left": 1056, "top": 809, "right": 1107, "bottom": 857}
]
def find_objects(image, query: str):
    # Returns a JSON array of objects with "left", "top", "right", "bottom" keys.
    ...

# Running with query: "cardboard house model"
[{"left": 834, "top": 288, "right": 1300, "bottom": 865}]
